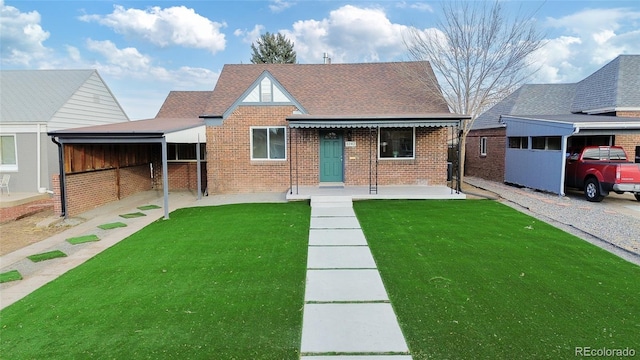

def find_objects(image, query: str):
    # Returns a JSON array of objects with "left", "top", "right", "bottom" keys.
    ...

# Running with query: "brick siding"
[
  {"left": 152, "top": 162, "right": 207, "bottom": 192},
  {"left": 206, "top": 105, "right": 452, "bottom": 194},
  {"left": 465, "top": 128, "right": 506, "bottom": 182},
  {"left": 207, "top": 106, "right": 297, "bottom": 194},
  {"left": 64, "top": 165, "right": 152, "bottom": 216}
]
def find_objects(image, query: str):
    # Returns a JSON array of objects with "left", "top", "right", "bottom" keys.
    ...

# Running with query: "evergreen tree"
[{"left": 250, "top": 32, "right": 297, "bottom": 64}]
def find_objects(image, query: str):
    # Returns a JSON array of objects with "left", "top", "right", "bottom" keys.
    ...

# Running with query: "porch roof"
[{"left": 287, "top": 113, "right": 469, "bottom": 128}]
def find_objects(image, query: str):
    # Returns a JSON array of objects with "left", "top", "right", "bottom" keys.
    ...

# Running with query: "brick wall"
[
  {"left": 616, "top": 111, "right": 640, "bottom": 117},
  {"left": 465, "top": 128, "right": 506, "bottom": 182},
  {"left": 615, "top": 134, "right": 640, "bottom": 160},
  {"left": 52, "top": 174, "right": 62, "bottom": 215},
  {"left": 64, "top": 165, "right": 152, "bottom": 216},
  {"left": 152, "top": 162, "right": 207, "bottom": 192},
  {"left": 206, "top": 105, "right": 453, "bottom": 193},
  {"left": 207, "top": 106, "right": 296, "bottom": 194},
  {"left": 341, "top": 127, "right": 449, "bottom": 186}
]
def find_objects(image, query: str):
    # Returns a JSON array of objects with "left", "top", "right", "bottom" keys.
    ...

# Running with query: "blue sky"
[{"left": 2, "top": 0, "right": 640, "bottom": 120}]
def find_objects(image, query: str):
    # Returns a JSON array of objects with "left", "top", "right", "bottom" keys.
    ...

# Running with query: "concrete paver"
[
  {"left": 308, "top": 229, "right": 367, "bottom": 246},
  {"left": 311, "top": 207, "right": 356, "bottom": 217},
  {"left": 305, "top": 269, "right": 389, "bottom": 302},
  {"left": 300, "top": 303, "right": 409, "bottom": 354},
  {"left": 307, "top": 246, "right": 377, "bottom": 269},
  {"left": 310, "top": 216, "right": 361, "bottom": 229},
  {"left": 301, "top": 195, "right": 411, "bottom": 357}
]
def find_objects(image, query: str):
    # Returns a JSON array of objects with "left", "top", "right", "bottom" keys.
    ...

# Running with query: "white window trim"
[
  {"left": 250, "top": 126, "right": 287, "bottom": 161},
  {"left": 378, "top": 127, "right": 416, "bottom": 160},
  {"left": 0, "top": 134, "right": 18, "bottom": 172},
  {"left": 480, "top": 137, "right": 488, "bottom": 156}
]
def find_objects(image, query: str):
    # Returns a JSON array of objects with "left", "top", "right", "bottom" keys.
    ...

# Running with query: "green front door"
[{"left": 319, "top": 131, "right": 344, "bottom": 182}]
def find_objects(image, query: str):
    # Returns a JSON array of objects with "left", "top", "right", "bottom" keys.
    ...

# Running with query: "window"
[
  {"left": 508, "top": 137, "right": 528, "bottom": 149},
  {"left": 532, "top": 136, "right": 561, "bottom": 150},
  {"left": 480, "top": 137, "right": 488, "bottom": 156},
  {"left": 167, "top": 143, "right": 206, "bottom": 161},
  {"left": 379, "top": 128, "right": 414, "bottom": 159},
  {"left": 0, "top": 135, "right": 18, "bottom": 171},
  {"left": 251, "top": 127, "right": 286, "bottom": 160}
]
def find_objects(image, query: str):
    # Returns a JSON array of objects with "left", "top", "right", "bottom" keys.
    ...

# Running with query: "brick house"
[
  {"left": 197, "top": 62, "right": 469, "bottom": 194},
  {"left": 466, "top": 54, "right": 640, "bottom": 194},
  {"left": 48, "top": 61, "right": 469, "bottom": 217}
]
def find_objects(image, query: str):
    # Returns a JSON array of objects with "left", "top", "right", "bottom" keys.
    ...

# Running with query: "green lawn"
[
  {"left": 0, "top": 202, "right": 310, "bottom": 359},
  {"left": 3, "top": 199, "right": 638, "bottom": 359},
  {"left": 354, "top": 200, "right": 640, "bottom": 359}
]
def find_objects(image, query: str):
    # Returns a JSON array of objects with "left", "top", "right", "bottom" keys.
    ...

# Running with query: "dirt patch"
[
  {"left": 0, "top": 210, "right": 70, "bottom": 256},
  {"left": 461, "top": 181, "right": 500, "bottom": 200}
]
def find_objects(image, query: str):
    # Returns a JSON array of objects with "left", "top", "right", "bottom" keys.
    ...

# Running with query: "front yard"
[
  {"left": 1, "top": 200, "right": 638, "bottom": 359},
  {"left": 354, "top": 200, "right": 640, "bottom": 359}
]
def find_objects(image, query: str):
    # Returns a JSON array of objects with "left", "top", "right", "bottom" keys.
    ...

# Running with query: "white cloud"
[
  {"left": 396, "top": 2, "right": 434, "bottom": 13},
  {"left": 79, "top": 5, "right": 226, "bottom": 54},
  {"left": 234, "top": 24, "right": 265, "bottom": 44},
  {"left": 282, "top": 5, "right": 409, "bottom": 64},
  {"left": 269, "top": 0, "right": 294, "bottom": 13},
  {"left": 83, "top": 39, "right": 216, "bottom": 86},
  {"left": 535, "top": 7, "right": 640, "bottom": 82},
  {"left": 0, "top": 0, "right": 52, "bottom": 65}
]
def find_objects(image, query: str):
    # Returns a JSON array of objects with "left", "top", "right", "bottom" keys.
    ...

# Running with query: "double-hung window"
[
  {"left": 251, "top": 127, "right": 286, "bottom": 160},
  {"left": 0, "top": 135, "right": 18, "bottom": 171},
  {"left": 379, "top": 128, "right": 415, "bottom": 159}
]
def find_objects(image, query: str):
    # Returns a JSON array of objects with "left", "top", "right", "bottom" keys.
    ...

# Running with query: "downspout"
[
  {"left": 37, "top": 123, "right": 42, "bottom": 191},
  {"left": 51, "top": 137, "right": 66, "bottom": 218}
]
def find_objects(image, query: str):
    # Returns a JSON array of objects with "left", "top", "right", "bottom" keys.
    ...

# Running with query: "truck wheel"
[
  {"left": 635, "top": 193, "right": 640, "bottom": 202},
  {"left": 584, "top": 178, "right": 604, "bottom": 202}
]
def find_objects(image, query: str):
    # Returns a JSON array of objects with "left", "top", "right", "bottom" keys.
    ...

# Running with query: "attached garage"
[{"left": 501, "top": 114, "right": 640, "bottom": 195}]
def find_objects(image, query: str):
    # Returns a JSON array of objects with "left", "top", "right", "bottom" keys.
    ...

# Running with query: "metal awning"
[
  {"left": 286, "top": 114, "right": 469, "bottom": 129},
  {"left": 288, "top": 120, "right": 462, "bottom": 128}
]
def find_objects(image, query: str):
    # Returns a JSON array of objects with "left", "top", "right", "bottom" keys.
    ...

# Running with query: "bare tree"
[{"left": 404, "top": 0, "right": 546, "bottom": 180}]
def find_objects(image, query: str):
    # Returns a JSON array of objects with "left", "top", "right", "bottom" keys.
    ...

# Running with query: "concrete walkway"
[{"left": 300, "top": 196, "right": 412, "bottom": 359}]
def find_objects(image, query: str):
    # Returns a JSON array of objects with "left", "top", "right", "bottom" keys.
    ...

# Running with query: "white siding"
[{"left": 48, "top": 72, "right": 129, "bottom": 131}]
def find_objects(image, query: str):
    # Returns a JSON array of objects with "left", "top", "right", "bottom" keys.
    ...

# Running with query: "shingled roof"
[
  {"left": 572, "top": 55, "right": 640, "bottom": 113},
  {"left": 155, "top": 91, "right": 212, "bottom": 118},
  {"left": 204, "top": 61, "right": 451, "bottom": 117},
  {"left": 472, "top": 54, "right": 640, "bottom": 130},
  {"left": 473, "top": 83, "right": 577, "bottom": 130}
]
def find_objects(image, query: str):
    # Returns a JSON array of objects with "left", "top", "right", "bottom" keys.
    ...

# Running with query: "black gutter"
[{"left": 51, "top": 137, "right": 66, "bottom": 218}]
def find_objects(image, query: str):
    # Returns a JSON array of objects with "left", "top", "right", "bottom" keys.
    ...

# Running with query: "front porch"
[{"left": 286, "top": 185, "right": 466, "bottom": 201}]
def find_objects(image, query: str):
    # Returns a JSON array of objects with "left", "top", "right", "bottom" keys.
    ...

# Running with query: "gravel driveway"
[{"left": 465, "top": 177, "right": 640, "bottom": 266}]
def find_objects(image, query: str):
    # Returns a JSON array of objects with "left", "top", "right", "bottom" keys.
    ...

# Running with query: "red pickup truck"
[{"left": 565, "top": 146, "right": 640, "bottom": 202}]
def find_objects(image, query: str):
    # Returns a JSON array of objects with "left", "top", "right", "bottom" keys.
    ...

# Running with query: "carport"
[
  {"left": 500, "top": 114, "right": 640, "bottom": 195},
  {"left": 49, "top": 117, "right": 205, "bottom": 219}
]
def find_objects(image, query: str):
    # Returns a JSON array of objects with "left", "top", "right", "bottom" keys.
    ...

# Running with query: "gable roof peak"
[{"left": 205, "top": 61, "right": 447, "bottom": 117}]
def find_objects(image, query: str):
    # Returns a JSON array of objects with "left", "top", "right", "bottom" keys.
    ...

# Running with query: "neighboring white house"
[{"left": 0, "top": 69, "right": 129, "bottom": 193}]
